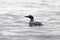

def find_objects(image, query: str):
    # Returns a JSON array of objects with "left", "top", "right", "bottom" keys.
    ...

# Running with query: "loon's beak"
[{"left": 25, "top": 16, "right": 29, "bottom": 17}]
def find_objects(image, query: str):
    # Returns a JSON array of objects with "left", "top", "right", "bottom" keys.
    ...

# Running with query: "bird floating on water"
[{"left": 25, "top": 15, "right": 43, "bottom": 27}]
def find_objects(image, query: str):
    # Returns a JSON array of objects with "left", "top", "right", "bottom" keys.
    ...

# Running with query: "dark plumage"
[{"left": 25, "top": 15, "right": 43, "bottom": 27}]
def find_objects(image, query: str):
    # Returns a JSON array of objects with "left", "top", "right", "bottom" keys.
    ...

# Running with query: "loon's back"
[{"left": 29, "top": 21, "right": 43, "bottom": 27}]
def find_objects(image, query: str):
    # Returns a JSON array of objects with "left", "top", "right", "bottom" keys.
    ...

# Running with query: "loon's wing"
[{"left": 29, "top": 21, "right": 43, "bottom": 26}]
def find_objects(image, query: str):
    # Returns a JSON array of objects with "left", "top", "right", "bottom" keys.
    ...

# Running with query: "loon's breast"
[{"left": 29, "top": 21, "right": 43, "bottom": 27}]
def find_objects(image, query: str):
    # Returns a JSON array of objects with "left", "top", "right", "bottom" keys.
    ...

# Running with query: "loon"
[{"left": 25, "top": 15, "right": 43, "bottom": 27}]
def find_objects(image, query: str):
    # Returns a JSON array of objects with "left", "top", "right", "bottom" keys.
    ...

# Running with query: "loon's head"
[{"left": 25, "top": 15, "right": 34, "bottom": 20}]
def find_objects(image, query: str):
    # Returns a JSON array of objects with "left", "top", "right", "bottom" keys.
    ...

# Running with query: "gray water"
[{"left": 0, "top": 0, "right": 60, "bottom": 40}]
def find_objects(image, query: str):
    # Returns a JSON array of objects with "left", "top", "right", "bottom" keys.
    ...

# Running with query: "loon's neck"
[{"left": 30, "top": 19, "right": 34, "bottom": 22}]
